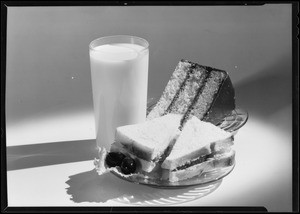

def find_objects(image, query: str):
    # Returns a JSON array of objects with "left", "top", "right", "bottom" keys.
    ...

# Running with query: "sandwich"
[
  {"left": 103, "top": 114, "right": 234, "bottom": 182},
  {"left": 161, "top": 116, "right": 235, "bottom": 182},
  {"left": 109, "top": 114, "right": 182, "bottom": 173}
]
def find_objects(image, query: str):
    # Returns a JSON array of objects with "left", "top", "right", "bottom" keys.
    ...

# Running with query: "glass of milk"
[{"left": 89, "top": 35, "right": 149, "bottom": 150}]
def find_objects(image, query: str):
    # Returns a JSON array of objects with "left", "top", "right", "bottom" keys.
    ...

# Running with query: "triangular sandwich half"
[
  {"left": 110, "top": 114, "right": 181, "bottom": 172},
  {"left": 161, "top": 116, "right": 235, "bottom": 182}
]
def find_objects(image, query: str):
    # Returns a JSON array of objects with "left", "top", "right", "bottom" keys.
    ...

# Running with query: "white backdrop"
[{"left": 6, "top": 5, "right": 292, "bottom": 145}]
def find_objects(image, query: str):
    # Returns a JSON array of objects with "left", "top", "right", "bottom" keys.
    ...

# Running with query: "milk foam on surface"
[{"left": 91, "top": 43, "right": 144, "bottom": 62}]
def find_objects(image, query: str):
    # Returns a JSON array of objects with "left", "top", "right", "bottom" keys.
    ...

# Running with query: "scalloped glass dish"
[{"left": 110, "top": 98, "right": 248, "bottom": 189}]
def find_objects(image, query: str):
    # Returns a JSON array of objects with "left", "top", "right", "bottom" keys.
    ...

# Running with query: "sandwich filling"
[
  {"left": 164, "top": 149, "right": 236, "bottom": 183},
  {"left": 171, "top": 148, "right": 233, "bottom": 172},
  {"left": 110, "top": 137, "right": 178, "bottom": 173}
]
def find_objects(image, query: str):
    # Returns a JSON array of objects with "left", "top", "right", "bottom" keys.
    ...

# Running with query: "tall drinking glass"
[{"left": 89, "top": 35, "right": 149, "bottom": 150}]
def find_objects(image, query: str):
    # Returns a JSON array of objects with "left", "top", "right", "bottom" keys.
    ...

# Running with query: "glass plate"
[
  {"left": 110, "top": 99, "right": 248, "bottom": 189},
  {"left": 111, "top": 162, "right": 235, "bottom": 188},
  {"left": 112, "top": 178, "right": 223, "bottom": 206}
]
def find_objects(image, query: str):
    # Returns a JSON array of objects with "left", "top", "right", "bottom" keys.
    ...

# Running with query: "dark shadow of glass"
[
  {"left": 65, "top": 169, "right": 222, "bottom": 205},
  {"left": 6, "top": 98, "right": 158, "bottom": 172},
  {"left": 7, "top": 139, "right": 98, "bottom": 171}
]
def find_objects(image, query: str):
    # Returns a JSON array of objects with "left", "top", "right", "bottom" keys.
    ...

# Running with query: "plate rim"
[
  {"left": 219, "top": 107, "right": 249, "bottom": 133},
  {"left": 110, "top": 161, "right": 236, "bottom": 189},
  {"left": 146, "top": 97, "right": 249, "bottom": 133}
]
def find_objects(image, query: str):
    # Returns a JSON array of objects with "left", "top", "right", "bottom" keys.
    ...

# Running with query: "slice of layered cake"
[{"left": 147, "top": 59, "right": 235, "bottom": 126}]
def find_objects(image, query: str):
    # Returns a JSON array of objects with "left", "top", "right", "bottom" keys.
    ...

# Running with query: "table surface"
[{"left": 6, "top": 105, "right": 293, "bottom": 211}]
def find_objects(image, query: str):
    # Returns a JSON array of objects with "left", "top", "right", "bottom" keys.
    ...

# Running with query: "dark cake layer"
[
  {"left": 147, "top": 59, "right": 235, "bottom": 126},
  {"left": 203, "top": 74, "right": 236, "bottom": 125},
  {"left": 166, "top": 62, "right": 208, "bottom": 116}
]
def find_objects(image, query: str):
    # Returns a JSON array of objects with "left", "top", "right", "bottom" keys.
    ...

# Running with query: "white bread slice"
[
  {"left": 115, "top": 114, "right": 182, "bottom": 162},
  {"left": 163, "top": 149, "right": 235, "bottom": 182},
  {"left": 162, "top": 116, "right": 233, "bottom": 170}
]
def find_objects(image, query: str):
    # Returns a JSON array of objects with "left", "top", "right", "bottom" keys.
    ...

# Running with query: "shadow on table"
[
  {"left": 65, "top": 169, "right": 222, "bottom": 205},
  {"left": 7, "top": 139, "right": 98, "bottom": 171}
]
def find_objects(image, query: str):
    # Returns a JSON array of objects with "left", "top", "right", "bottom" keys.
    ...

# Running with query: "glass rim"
[{"left": 89, "top": 35, "right": 149, "bottom": 52}]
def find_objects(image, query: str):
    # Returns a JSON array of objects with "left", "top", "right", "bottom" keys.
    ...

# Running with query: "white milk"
[{"left": 90, "top": 43, "right": 149, "bottom": 149}]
